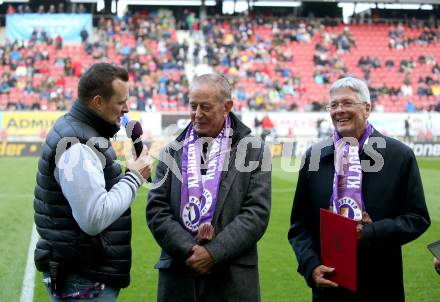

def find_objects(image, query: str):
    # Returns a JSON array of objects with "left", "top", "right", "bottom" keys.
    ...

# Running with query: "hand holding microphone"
[{"left": 126, "top": 147, "right": 152, "bottom": 182}]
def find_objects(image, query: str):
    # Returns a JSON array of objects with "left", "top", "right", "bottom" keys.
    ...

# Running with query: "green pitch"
[{"left": 0, "top": 157, "right": 439, "bottom": 301}]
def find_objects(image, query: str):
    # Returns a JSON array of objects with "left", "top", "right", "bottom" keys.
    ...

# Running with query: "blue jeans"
[{"left": 43, "top": 272, "right": 120, "bottom": 301}]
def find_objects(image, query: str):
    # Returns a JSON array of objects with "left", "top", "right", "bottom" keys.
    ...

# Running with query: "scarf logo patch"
[
  {"left": 182, "top": 189, "right": 214, "bottom": 232},
  {"left": 337, "top": 196, "right": 362, "bottom": 220}
]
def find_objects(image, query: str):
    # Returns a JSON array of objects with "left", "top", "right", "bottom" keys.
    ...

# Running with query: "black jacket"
[
  {"left": 34, "top": 101, "right": 132, "bottom": 288},
  {"left": 288, "top": 130, "right": 430, "bottom": 302}
]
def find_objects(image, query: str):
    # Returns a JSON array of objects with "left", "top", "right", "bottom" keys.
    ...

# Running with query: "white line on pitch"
[{"left": 20, "top": 223, "right": 38, "bottom": 302}]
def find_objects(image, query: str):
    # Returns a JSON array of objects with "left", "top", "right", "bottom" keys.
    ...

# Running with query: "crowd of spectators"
[
  {"left": 5, "top": 3, "right": 87, "bottom": 15},
  {"left": 0, "top": 10, "right": 190, "bottom": 111},
  {"left": 0, "top": 7, "right": 439, "bottom": 113},
  {"left": 312, "top": 28, "right": 352, "bottom": 85},
  {"left": 196, "top": 15, "right": 439, "bottom": 112},
  {"left": 196, "top": 15, "right": 330, "bottom": 111},
  {"left": 365, "top": 54, "right": 440, "bottom": 111},
  {"left": 389, "top": 20, "right": 440, "bottom": 49}
]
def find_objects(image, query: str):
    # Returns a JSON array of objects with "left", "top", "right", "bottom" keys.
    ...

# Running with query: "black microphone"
[{"left": 125, "top": 120, "right": 152, "bottom": 182}]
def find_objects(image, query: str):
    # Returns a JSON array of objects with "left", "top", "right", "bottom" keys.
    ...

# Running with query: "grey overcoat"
[{"left": 147, "top": 113, "right": 271, "bottom": 302}]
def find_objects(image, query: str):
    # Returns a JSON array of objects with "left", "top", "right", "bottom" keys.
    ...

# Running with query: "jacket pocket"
[{"left": 230, "top": 253, "right": 258, "bottom": 267}]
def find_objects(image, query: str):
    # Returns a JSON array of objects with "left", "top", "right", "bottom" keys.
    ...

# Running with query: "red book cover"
[{"left": 320, "top": 208, "right": 357, "bottom": 292}]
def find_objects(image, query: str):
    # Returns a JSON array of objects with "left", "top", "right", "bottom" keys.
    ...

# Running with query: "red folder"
[{"left": 320, "top": 208, "right": 357, "bottom": 292}]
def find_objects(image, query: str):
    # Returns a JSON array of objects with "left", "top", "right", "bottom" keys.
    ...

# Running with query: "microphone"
[
  {"left": 122, "top": 115, "right": 151, "bottom": 182},
  {"left": 126, "top": 120, "right": 144, "bottom": 158}
]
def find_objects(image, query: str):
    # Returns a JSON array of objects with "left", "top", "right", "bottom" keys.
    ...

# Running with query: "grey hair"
[
  {"left": 329, "top": 77, "right": 371, "bottom": 104},
  {"left": 190, "top": 73, "right": 232, "bottom": 102}
]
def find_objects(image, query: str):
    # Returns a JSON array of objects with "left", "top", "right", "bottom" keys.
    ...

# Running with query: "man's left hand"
[
  {"left": 356, "top": 223, "right": 364, "bottom": 241},
  {"left": 361, "top": 211, "right": 373, "bottom": 225},
  {"left": 357, "top": 211, "right": 373, "bottom": 241},
  {"left": 185, "top": 245, "right": 214, "bottom": 274}
]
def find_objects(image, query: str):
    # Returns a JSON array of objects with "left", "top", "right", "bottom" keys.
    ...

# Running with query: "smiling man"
[
  {"left": 329, "top": 86, "right": 370, "bottom": 139},
  {"left": 147, "top": 73, "right": 271, "bottom": 302},
  {"left": 288, "top": 76, "right": 430, "bottom": 301},
  {"left": 34, "top": 63, "right": 152, "bottom": 301}
]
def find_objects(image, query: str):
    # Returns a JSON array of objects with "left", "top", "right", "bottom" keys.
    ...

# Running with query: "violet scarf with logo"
[
  {"left": 180, "top": 116, "right": 231, "bottom": 234},
  {"left": 330, "top": 122, "right": 374, "bottom": 221}
]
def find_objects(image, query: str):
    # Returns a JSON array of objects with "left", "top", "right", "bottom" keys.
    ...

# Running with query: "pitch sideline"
[{"left": 20, "top": 224, "right": 38, "bottom": 302}]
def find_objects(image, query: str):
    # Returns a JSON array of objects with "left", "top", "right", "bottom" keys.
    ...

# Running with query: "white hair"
[
  {"left": 329, "top": 77, "right": 371, "bottom": 104},
  {"left": 190, "top": 73, "right": 232, "bottom": 102}
]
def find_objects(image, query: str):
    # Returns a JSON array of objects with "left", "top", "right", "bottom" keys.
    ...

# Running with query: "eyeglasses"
[{"left": 326, "top": 101, "right": 365, "bottom": 111}]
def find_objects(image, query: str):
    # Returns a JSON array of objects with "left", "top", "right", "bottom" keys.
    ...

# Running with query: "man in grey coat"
[{"left": 147, "top": 73, "right": 271, "bottom": 302}]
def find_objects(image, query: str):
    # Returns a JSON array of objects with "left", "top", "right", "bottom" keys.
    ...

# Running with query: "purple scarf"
[
  {"left": 330, "top": 122, "right": 373, "bottom": 221},
  {"left": 180, "top": 116, "right": 231, "bottom": 234}
]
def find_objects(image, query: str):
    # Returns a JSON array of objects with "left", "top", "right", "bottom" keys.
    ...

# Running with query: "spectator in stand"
[
  {"left": 58, "top": 3, "right": 65, "bottom": 13},
  {"left": 401, "top": 81, "right": 413, "bottom": 97},
  {"left": 55, "top": 35, "right": 63, "bottom": 50},
  {"left": 80, "top": 28, "right": 89, "bottom": 43},
  {"left": 7, "top": 4, "right": 15, "bottom": 15},
  {"left": 405, "top": 100, "right": 417, "bottom": 113},
  {"left": 48, "top": 4, "right": 56, "bottom": 14},
  {"left": 385, "top": 59, "right": 394, "bottom": 69},
  {"left": 417, "top": 81, "right": 430, "bottom": 97},
  {"left": 186, "top": 11, "right": 196, "bottom": 33},
  {"left": 78, "top": 4, "right": 86, "bottom": 13},
  {"left": 261, "top": 114, "right": 274, "bottom": 142},
  {"left": 404, "top": 117, "right": 411, "bottom": 141}
]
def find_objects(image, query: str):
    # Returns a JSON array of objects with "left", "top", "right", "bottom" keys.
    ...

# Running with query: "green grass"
[
  {"left": 0, "top": 156, "right": 439, "bottom": 301},
  {"left": 0, "top": 157, "right": 36, "bottom": 301}
]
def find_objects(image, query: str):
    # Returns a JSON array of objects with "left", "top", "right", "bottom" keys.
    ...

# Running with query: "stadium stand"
[
  {"left": 202, "top": 16, "right": 439, "bottom": 112},
  {"left": 1, "top": 11, "right": 189, "bottom": 112},
  {"left": 0, "top": 8, "right": 439, "bottom": 113}
]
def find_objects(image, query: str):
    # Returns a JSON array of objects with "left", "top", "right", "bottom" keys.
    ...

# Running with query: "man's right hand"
[
  {"left": 185, "top": 245, "right": 215, "bottom": 274},
  {"left": 312, "top": 265, "right": 339, "bottom": 288},
  {"left": 126, "top": 148, "right": 152, "bottom": 182}
]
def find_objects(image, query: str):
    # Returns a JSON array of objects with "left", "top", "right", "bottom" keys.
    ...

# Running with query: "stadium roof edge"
[
  {"left": 28, "top": 0, "right": 440, "bottom": 5},
  {"left": 333, "top": 0, "right": 440, "bottom": 3},
  {"left": 250, "top": 0, "right": 440, "bottom": 3},
  {"left": 38, "top": 0, "right": 440, "bottom": 5}
]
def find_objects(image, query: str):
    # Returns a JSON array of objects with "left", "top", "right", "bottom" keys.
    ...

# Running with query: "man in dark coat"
[
  {"left": 288, "top": 76, "right": 430, "bottom": 302},
  {"left": 147, "top": 73, "right": 271, "bottom": 302}
]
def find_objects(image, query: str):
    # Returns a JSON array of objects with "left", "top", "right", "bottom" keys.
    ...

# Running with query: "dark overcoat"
[{"left": 288, "top": 130, "right": 430, "bottom": 302}]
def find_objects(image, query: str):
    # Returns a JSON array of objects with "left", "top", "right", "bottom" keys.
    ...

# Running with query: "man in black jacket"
[
  {"left": 288, "top": 76, "right": 430, "bottom": 302},
  {"left": 34, "top": 63, "right": 151, "bottom": 301}
]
